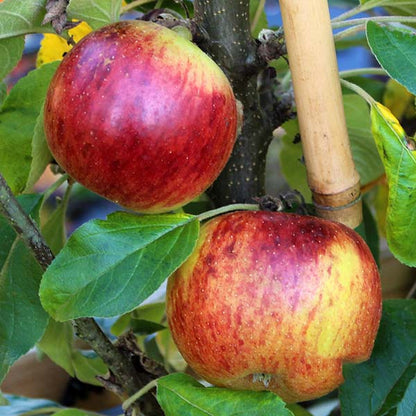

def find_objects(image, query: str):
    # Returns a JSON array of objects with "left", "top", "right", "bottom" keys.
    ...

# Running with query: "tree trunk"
[{"left": 194, "top": 0, "right": 274, "bottom": 206}]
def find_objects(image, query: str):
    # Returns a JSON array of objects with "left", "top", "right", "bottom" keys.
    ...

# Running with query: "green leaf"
[
  {"left": 67, "top": 0, "right": 123, "bottom": 30},
  {"left": 344, "top": 94, "right": 384, "bottom": 185},
  {"left": 52, "top": 410, "right": 99, "bottom": 416},
  {"left": 38, "top": 319, "right": 107, "bottom": 386},
  {"left": 278, "top": 119, "right": 311, "bottom": 202},
  {"left": 0, "top": 391, "right": 9, "bottom": 405},
  {"left": 286, "top": 403, "right": 314, "bottom": 416},
  {"left": 71, "top": 349, "right": 108, "bottom": 386},
  {"left": 354, "top": 199, "right": 380, "bottom": 267},
  {"left": 157, "top": 373, "right": 294, "bottom": 416},
  {"left": 41, "top": 186, "right": 69, "bottom": 255},
  {"left": 249, "top": 0, "right": 269, "bottom": 37},
  {"left": 340, "top": 299, "right": 416, "bottom": 416},
  {"left": 370, "top": 102, "right": 416, "bottom": 266},
  {"left": 279, "top": 95, "right": 384, "bottom": 198},
  {"left": 124, "top": 0, "right": 194, "bottom": 18},
  {"left": 0, "top": 82, "right": 6, "bottom": 105},
  {"left": 0, "top": 395, "right": 62, "bottom": 415},
  {"left": 367, "top": 22, "right": 416, "bottom": 96},
  {"left": 0, "top": 36, "right": 24, "bottom": 81},
  {"left": 397, "top": 377, "right": 416, "bottom": 416},
  {"left": 112, "top": 301, "right": 166, "bottom": 336},
  {"left": 0, "top": 194, "right": 49, "bottom": 385},
  {"left": 25, "top": 105, "right": 53, "bottom": 192},
  {"left": 37, "top": 319, "right": 75, "bottom": 376},
  {"left": 383, "top": 79, "right": 415, "bottom": 121},
  {"left": 0, "top": 0, "right": 52, "bottom": 39},
  {"left": 0, "top": 62, "right": 59, "bottom": 194},
  {"left": 40, "top": 212, "right": 199, "bottom": 321}
]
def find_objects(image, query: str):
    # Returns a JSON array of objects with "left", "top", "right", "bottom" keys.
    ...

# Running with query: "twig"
[
  {"left": 0, "top": 173, "right": 54, "bottom": 270},
  {"left": 0, "top": 171, "right": 150, "bottom": 413},
  {"left": 197, "top": 203, "right": 258, "bottom": 222},
  {"left": 360, "top": 174, "right": 387, "bottom": 195},
  {"left": 123, "top": 379, "right": 158, "bottom": 412},
  {"left": 339, "top": 67, "right": 387, "bottom": 78},
  {"left": 406, "top": 280, "right": 416, "bottom": 299},
  {"left": 340, "top": 78, "right": 376, "bottom": 105},
  {"left": 332, "top": 15, "right": 416, "bottom": 29},
  {"left": 121, "top": 0, "right": 154, "bottom": 13}
]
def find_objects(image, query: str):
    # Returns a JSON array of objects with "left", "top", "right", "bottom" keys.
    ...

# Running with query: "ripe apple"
[
  {"left": 44, "top": 20, "right": 237, "bottom": 213},
  {"left": 166, "top": 210, "right": 382, "bottom": 402}
]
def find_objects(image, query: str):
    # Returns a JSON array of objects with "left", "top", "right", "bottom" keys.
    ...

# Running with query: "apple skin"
[
  {"left": 166, "top": 211, "right": 382, "bottom": 403},
  {"left": 44, "top": 20, "right": 237, "bottom": 213}
]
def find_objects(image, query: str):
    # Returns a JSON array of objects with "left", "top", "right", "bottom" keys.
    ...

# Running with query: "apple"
[
  {"left": 166, "top": 210, "right": 382, "bottom": 402},
  {"left": 44, "top": 20, "right": 237, "bottom": 213}
]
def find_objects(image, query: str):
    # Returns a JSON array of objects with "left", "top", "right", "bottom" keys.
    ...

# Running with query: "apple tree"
[{"left": 0, "top": 0, "right": 416, "bottom": 415}]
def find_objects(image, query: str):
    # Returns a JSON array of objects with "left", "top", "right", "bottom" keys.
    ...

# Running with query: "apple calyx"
[{"left": 252, "top": 373, "right": 273, "bottom": 388}]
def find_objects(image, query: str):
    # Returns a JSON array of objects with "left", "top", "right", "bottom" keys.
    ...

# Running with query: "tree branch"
[
  {"left": 194, "top": 0, "right": 274, "bottom": 206},
  {"left": 0, "top": 174, "right": 54, "bottom": 269},
  {"left": 0, "top": 172, "right": 159, "bottom": 414}
]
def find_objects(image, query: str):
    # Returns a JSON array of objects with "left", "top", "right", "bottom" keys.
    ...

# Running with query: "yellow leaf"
[
  {"left": 374, "top": 102, "right": 406, "bottom": 139},
  {"left": 36, "top": 21, "right": 93, "bottom": 67}
]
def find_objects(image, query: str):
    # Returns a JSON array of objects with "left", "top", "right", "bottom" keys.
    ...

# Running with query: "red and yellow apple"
[
  {"left": 166, "top": 210, "right": 382, "bottom": 402},
  {"left": 44, "top": 20, "right": 237, "bottom": 213}
]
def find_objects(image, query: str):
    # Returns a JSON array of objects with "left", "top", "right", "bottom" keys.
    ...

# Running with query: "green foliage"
[
  {"left": 37, "top": 319, "right": 107, "bottom": 386},
  {"left": 0, "top": 37, "right": 25, "bottom": 81},
  {"left": 51, "top": 410, "right": 99, "bottom": 416},
  {"left": 250, "top": 0, "right": 269, "bottom": 36},
  {"left": 359, "top": 0, "right": 416, "bottom": 15},
  {"left": 367, "top": 22, "right": 416, "bottom": 96},
  {"left": 0, "top": 62, "right": 58, "bottom": 194},
  {"left": 157, "top": 373, "right": 294, "bottom": 416},
  {"left": 123, "top": 0, "right": 194, "bottom": 17},
  {"left": 278, "top": 118, "right": 310, "bottom": 201},
  {"left": 0, "top": 0, "right": 51, "bottom": 38},
  {"left": 343, "top": 94, "right": 385, "bottom": 185},
  {"left": 279, "top": 95, "right": 384, "bottom": 198},
  {"left": 0, "top": 194, "right": 49, "bottom": 385},
  {"left": 0, "top": 0, "right": 51, "bottom": 80},
  {"left": 286, "top": 404, "right": 314, "bottom": 416},
  {"left": 67, "top": 0, "right": 123, "bottom": 30},
  {"left": 340, "top": 300, "right": 416, "bottom": 416},
  {"left": 370, "top": 102, "right": 416, "bottom": 266},
  {"left": 0, "top": 395, "right": 62, "bottom": 415},
  {"left": 39, "top": 212, "right": 199, "bottom": 321},
  {"left": 26, "top": 105, "right": 53, "bottom": 194},
  {"left": 112, "top": 301, "right": 167, "bottom": 336},
  {"left": 0, "top": 1, "right": 416, "bottom": 414},
  {"left": 0, "top": 82, "right": 6, "bottom": 105},
  {"left": 41, "top": 187, "right": 68, "bottom": 255},
  {"left": 355, "top": 200, "right": 380, "bottom": 266}
]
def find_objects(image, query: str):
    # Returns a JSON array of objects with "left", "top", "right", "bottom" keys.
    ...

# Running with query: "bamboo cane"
[{"left": 279, "top": 0, "right": 362, "bottom": 228}]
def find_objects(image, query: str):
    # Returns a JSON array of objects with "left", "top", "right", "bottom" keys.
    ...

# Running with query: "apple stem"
[
  {"left": 197, "top": 203, "right": 259, "bottom": 222},
  {"left": 279, "top": 0, "right": 363, "bottom": 228},
  {"left": 340, "top": 78, "right": 376, "bottom": 106},
  {"left": 123, "top": 379, "right": 158, "bottom": 412}
]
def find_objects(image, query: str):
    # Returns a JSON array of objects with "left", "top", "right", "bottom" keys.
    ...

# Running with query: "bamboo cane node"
[
  {"left": 311, "top": 183, "right": 363, "bottom": 228},
  {"left": 313, "top": 193, "right": 362, "bottom": 212}
]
